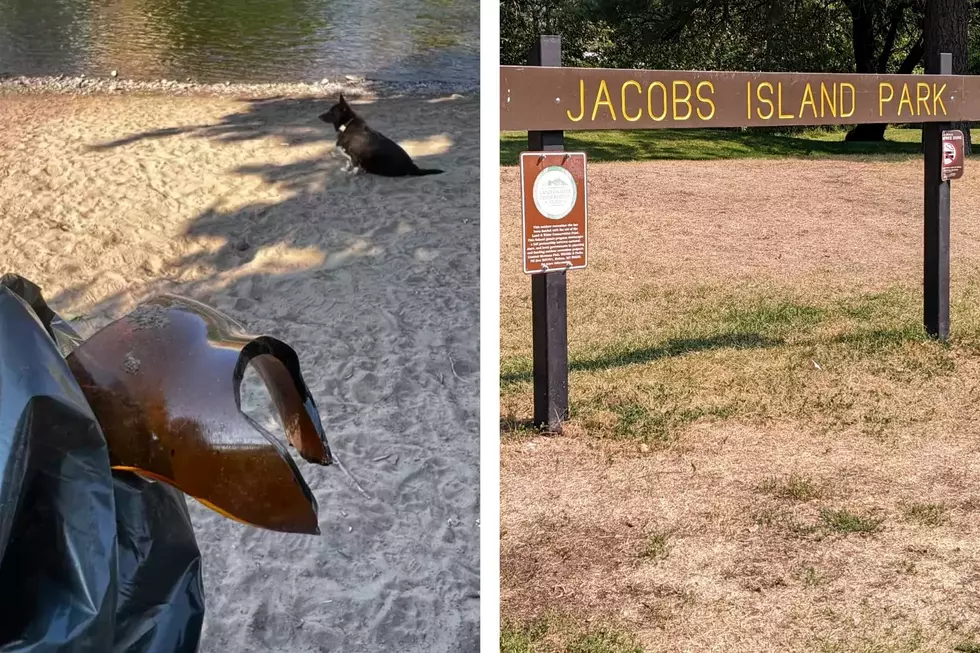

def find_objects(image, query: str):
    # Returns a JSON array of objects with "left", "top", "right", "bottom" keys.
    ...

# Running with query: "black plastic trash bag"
[
  {"left": 0, "top": 274, "right": 331, "bottom": 652},
  {"left": 0, "top": 279, "right": 204, "bottom": 653}
]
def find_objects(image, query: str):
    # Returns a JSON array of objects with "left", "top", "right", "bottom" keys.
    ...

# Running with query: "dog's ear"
[{"left": 338, "top": 94, "right": 348, "bottom": 107}]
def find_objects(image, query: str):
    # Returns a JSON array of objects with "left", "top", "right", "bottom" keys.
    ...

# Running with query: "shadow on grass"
[
  {"left": 500, "top": 127, "right": 922, "bottom": 165},
  {"left": 830, "top": 325, "right": 932, "bottom": 349},
  {"left": 501, "top": 332, "right": 780, "bottom": 386}
]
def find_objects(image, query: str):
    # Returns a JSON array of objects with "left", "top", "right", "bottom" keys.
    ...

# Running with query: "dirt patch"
[{"left": 502, "top": 430, "right": 980, "bottom": 651}]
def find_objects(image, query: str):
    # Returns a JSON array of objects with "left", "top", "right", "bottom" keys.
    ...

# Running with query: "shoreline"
[{"left": 0, "top": 73, "right": 479, "bottom": 99}]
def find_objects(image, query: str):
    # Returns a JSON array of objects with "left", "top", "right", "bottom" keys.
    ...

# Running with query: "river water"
[{"left": 0, "top": 0, "right": 479, "bottom": 84}]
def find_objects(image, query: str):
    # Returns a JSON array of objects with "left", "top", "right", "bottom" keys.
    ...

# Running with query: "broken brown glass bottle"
[{"left": 65, "top": 294, "right": 332, "bottom": 534}]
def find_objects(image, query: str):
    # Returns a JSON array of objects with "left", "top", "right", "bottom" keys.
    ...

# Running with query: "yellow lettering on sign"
[
  {"left": 799, "top": 83, "right": 818, "bottom": 118},
  {"left": 916, "top": 82, "right": 931, "bottom": 116},
  {"left": 756, "top": 82, "right": 775, "bottom": 119},
  {"left": 621, "top": 80, "right": 642, "bottom": 121},
  {"left": 933, "top": 83, "right": 948, "bottom": 115},
  {"left": 746, "top": 81, "right": 752, "bottom": 119},
  {"left": 777, "top": 82, "right": 794, "bottom": 119},
  {"left": 840, "top": 83, "right": 855, "bottom": 118},
  {"left": 879, "top": 82, "right": 894, "bottom": 116},
  {"left": 568, "top": 79, "right": 585, "bottom": 122},
  {"left": 592, "top": 79, "right": 616, "bottom": 121},
  {"left": 898, "top": 84, "right": 914, "bottom": 116},
  {"left": 696, "top": 81, "right": 716, "bottom": 120},
  {"left": 648, "top": 81, "right": 668, "bottom": 121},
  {"left": 673, "top": 80, "right": 693, "bottom": 120},
  {"left": 820, "top": 82, "right": 836, "bottom": 117}
]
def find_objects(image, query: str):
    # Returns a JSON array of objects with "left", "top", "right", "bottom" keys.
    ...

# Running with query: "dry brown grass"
[{"left": 500, "top": 159, "right": 980, "bottom": 652}]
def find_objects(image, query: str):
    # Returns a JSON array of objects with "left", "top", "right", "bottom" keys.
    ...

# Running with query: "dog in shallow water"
[{"left": 318, "top": 95, "right": 444, "bottom": 177}]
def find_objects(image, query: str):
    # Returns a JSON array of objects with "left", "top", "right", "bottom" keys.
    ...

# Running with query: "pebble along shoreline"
[{"left": 0, "top": 73, "right": 478, "bottom": 99}]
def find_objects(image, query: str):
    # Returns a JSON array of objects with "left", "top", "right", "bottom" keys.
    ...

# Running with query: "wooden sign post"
[
  {"left": 527, "top": 35, "right": 570, "bottom": 433},
  {"left": 923, "top": 53, "right": 953, "bottom": 340}
]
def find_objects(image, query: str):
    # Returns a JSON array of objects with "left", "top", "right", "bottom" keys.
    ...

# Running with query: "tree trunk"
[
  {"left": 850, "top": 35, "right": 926, "bottom": 143},
  {"left": 846, "top": 123, "right": 888, "bottom": 141},
  {"left": 849, "top": 2, "right": 878, "bottom": 74},
  {"left": 925, "top": 0, "right": 972, "bottom": 154},
  {"left": 844, "top": 1, "right": 912, "bottom": 142}
]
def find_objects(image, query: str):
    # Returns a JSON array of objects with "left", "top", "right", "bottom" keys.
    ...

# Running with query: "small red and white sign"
[{"left": 941, "top": 130, "right": 965, "bottom": 181}]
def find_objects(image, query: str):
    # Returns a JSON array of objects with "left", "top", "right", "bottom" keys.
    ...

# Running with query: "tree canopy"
[{"left": 502, "top": 0, "right": 978, "bottom": 75}]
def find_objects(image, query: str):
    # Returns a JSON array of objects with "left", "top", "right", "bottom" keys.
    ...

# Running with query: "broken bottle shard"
[
  {"left": 65, "top": 294, "right": 332, "bottom": 535},
  {"left": 1, "top": 274, "right": 332, "bottom": 652}
]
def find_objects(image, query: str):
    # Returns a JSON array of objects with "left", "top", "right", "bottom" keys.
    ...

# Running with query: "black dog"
[{"left": 318, "top": 95, "right": 443, "bottom": 177}]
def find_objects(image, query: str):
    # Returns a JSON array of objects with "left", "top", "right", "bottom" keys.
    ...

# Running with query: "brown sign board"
[
  {"left": 941, "top": 130, "right": 965, "bottom": 181},
  {"left": 521, "top": 152, "right": 588, "bottom": 275},
  {"left": 501, "top": 66, "right": 980, "bottom": 131}
]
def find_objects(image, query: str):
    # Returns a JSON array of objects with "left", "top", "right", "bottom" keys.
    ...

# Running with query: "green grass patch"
[
  {"left": 500, "top": 619, "right": 549, "bottom": 653},
  {"left": 819, "top": 509, "right": 884, "bottom": 535},
  {"left": 753, "top": 507, "right": 818, "bottom": 537},
  {"left": 755, "top": 507, "right": 885, "bottom": 538},
  {"left": 757, "top": 474, "right": 824, "bottom": 502},
  {"left": 501, "top": 126, "right": 922, "bottom": 165},
  {"left": 954, "top": 642, "right": 980, "bottom": 653},
  {"left": 566, "top": 628, "right": 643, "bottom": 653},
  {"left": 594, "top": 391, "right": 737, "bottom": 443},
  {"left": 500, "top": 283, "right": 964, "bottom": 441},
  {"left": 500, "top": 618, "right": 642, "bottom": 653},
  {"left": 500, "top": 414, "right": 539, "bottom": 440},
  {"left": 899, "top": 502, "right": 948, "bottom": 527},
  {"left": 796, "top": 565, "right": 822, "bottom": 588},
  {"left": 720, "top": 299, "right": 828, "bottom": 334},
  {"left": 640, "top": 528, "right": 672, "bottom": 561}
]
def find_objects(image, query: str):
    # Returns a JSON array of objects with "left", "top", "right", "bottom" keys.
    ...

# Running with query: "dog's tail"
[{"left": 411, "top": 167, "right": 444, "bottom": 176}]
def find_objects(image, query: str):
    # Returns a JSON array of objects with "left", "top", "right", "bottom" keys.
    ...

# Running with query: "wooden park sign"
[
  {"left": 509, "top": 35, "right": 974, "bottom": 433},
  {"left": 520, "top": 152, "right": 588, "bottom": 274},
  {"left": 501, "top": 67, "right": 980, "bottom": 131}
]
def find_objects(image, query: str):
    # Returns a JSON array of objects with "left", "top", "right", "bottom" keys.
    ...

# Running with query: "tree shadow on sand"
[
  {"left": 66, "top": 94, "right": 474, "bottom": 318},
  {"left": 86, "top": 95, "right": 350, "bottom": 152}
]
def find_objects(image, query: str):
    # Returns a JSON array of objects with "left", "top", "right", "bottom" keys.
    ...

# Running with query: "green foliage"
[
  {"left": 500, "top": 0, "right": 973, "bottom": 75},
  {"left": 970, "top": 4, "right": 980, "bottom": 74},
  {"left": 500, "top": 0, "right": 614, "bottom": 66},
  {"left": 590, "top": 0, "right": 855, "bottom": 72},
  {"left": 501, "top": 0, "right": 858, "bottom": 71}
]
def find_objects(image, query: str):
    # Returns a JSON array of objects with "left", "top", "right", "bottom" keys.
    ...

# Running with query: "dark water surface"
[{"left": 0, "top": 0, "right": 478, "bottom": 84}]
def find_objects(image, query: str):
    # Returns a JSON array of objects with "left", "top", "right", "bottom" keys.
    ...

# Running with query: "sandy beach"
[{"left": 0, "top": 89, "right": 479, "bottom": 652}]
